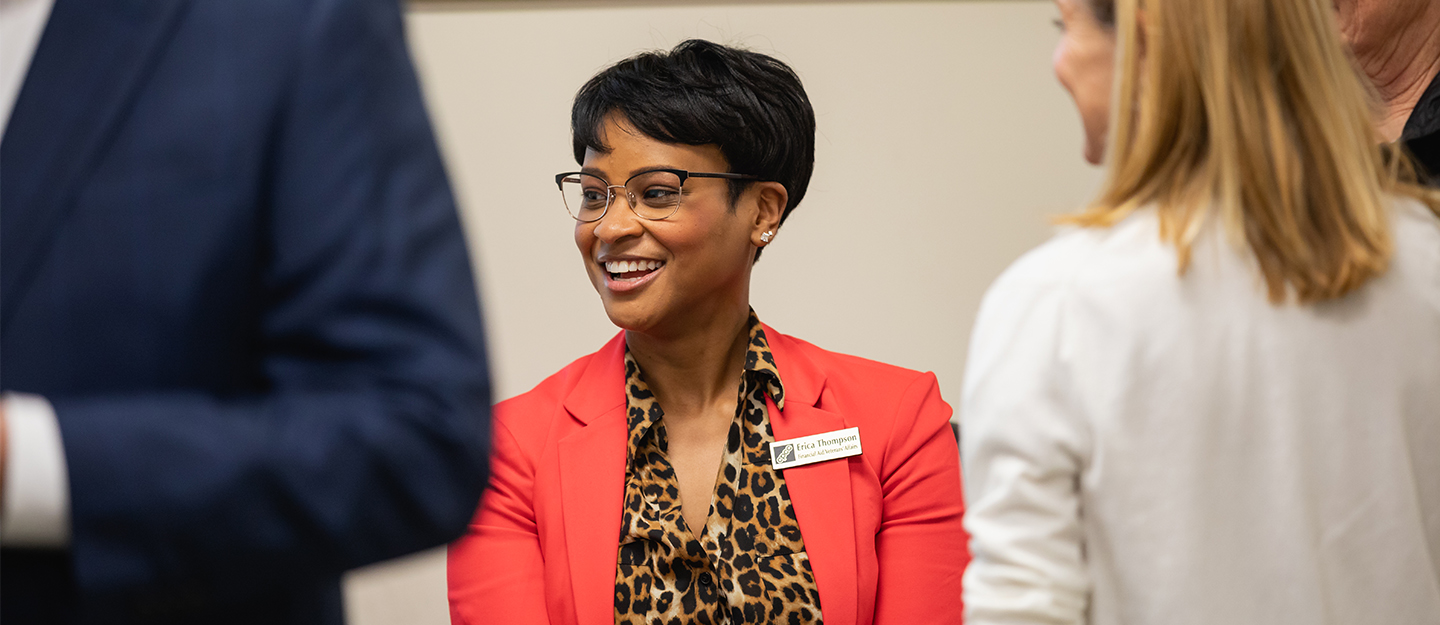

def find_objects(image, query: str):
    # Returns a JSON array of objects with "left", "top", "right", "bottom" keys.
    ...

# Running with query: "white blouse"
[{"left": 960, "top": 201, "right": 1440, "bottom": 625}]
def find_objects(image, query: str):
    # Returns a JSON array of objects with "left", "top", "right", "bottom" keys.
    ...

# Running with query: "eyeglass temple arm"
[{"left": 685, "top": 172, "right": 762, "bottom": 181}]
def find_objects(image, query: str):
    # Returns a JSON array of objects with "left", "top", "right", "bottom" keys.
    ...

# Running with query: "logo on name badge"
[
  {"left": 770, "top": 427, "right": 862, "bottom": 470},
  {"left": 773, "top": 443, "right": 797, "bottom": 465}
]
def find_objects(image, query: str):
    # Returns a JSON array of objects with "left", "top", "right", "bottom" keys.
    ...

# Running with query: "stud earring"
[{"left": 760, "top": 231, "right": 774, "bottom": 243}]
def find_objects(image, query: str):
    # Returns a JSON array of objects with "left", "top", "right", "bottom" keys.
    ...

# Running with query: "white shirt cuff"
[{"left": 1, "top": 393, "right": 71, "bottom": 547}]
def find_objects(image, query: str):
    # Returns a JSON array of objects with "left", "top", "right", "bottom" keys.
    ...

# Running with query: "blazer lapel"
[
  {"left": 766, "top": 327, "right": 860, "bottom": 625},
  {"left": 558, "top": 333, "right": 629, "bottom": 625},
  {"left": 0, "top": 0, "right": 189, "bottom": 329}
]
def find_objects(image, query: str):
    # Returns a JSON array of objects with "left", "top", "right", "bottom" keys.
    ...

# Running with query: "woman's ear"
[{"left": 751, "top": 181, "right": 787, "bottom": 247}]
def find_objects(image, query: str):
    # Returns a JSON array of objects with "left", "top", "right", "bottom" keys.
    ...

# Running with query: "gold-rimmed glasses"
[{"left": 554, "top": 168, "right": 760, "bottom": 222}]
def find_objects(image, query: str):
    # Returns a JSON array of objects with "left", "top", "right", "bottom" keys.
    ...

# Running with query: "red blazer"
[{"left": 448, "top": 325, "right": 969, "bottom": 625}]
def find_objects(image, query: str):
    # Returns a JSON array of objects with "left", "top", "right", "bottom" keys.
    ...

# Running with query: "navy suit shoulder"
[
  {"left": 1403, "top": 68, "right": 1440, "bottom": 184},
  {"left": 0, "top": 0, "right": 490, "bottom": 623}
]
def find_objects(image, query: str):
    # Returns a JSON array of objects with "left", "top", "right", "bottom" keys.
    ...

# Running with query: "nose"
[
  {"left": 1052, "top": 42, "right": 1070, "bottom": 92},
  {"left": 593, "top": 185, "right": 644, "bottom": 243}
]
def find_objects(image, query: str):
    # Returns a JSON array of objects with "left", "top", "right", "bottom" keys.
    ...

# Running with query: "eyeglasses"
[{"left": 554, "top": 168, "right": 760, "bottom": 222}]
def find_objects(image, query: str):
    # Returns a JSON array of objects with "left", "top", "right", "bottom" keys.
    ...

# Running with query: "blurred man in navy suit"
[{"left": 0, "top": 0, "right": 490, "bottom": 622}]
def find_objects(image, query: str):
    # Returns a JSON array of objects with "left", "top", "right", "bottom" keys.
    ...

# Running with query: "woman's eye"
[
  {"left": 642, "top": 187, "right": 680, "bottom": 204},
  {"left": 582, "top": 189, "right": 608, "bottom": 203}
]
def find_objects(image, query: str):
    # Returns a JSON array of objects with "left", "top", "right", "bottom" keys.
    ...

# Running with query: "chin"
[
  {"left": 598, "top": 296, "right": 663, "bottom": 335},
  {"left": 602, "top": 307, "right": 646, "bottom": 333},
  {"left": 1083, "top": 139, "right": 1106, "bottom": 165}
]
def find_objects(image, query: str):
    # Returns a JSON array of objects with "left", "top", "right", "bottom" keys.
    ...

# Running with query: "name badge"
[{"left": 770, "top": 427, "right": 862, "bottom": 470}]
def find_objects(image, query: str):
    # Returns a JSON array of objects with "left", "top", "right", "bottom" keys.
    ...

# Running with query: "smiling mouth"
[{"left": 605, "top": 259, "right": 665, "bottom": 282}]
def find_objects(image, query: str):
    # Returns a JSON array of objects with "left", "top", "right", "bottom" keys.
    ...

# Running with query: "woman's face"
[
  {"left": 1053, "top": 0, "right": 1117, "bottom": 165},
  {"left": 574, "top": 114, "right": 781, "bottom": 337}
]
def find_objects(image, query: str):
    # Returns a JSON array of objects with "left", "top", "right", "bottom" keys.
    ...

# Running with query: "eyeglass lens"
[{"left": 559, "top": 171, "right": 685, "bottom": 222}]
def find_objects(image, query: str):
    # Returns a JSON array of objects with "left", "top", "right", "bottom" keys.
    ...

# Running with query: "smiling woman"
[{"left": 446, "top": 40, "right": 970, "bottom": 625}]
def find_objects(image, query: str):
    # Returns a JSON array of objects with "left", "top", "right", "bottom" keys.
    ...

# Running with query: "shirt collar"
[{"left": 742, "top": 310, "right": 786, "bottom": 412}]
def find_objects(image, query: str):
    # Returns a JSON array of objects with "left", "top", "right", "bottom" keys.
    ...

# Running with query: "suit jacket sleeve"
[
  {"left": 46, "top": 0, "right": 491, "bottom": 600},
  {"left": 871, "top": 372, "right": 971, "bottom": 624},
  {"left": 447, "top": 413, "right": 550, "bottom": 625}
]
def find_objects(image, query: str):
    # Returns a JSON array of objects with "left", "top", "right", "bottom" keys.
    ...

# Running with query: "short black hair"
[{"left": 571, "top": 39, "right": 816, "bottom": 228}]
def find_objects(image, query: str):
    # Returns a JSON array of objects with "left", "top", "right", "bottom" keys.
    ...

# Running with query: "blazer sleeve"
[
  {"left": 48, "top": 0, "right": 491, "bottom": 601},
  {"left": 959, "top": 267, "right": 1090, "bottom": 625},
  {"left": 872, "top": 372, "right": 971, "bottom": 624},
  {"left": 448, "top": 415, "right": 550, "bottom": 625}
]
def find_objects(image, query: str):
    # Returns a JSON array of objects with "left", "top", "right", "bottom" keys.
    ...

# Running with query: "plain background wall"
[{"left": 345, "top": 2, "right": 1104, "bottom": 623}]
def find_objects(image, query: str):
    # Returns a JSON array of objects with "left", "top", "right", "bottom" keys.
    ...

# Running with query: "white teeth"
[{"left": 603, "top": 259, "right": 664, "bottom": 274}]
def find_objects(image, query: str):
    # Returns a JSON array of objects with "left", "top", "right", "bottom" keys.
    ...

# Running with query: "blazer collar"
[
  {"left": 762, "top": 323, "right": 829, "bottom": 409},
  {"left": 560, "top": 331, "right": 627, "bottom": 424},
  {"left": 0, "top": 0, "right": 190, "bottom": 328}
]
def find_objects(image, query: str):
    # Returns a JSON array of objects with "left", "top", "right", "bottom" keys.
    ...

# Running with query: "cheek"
[
  {"left": 574, "top": 224, "right": 597, "bottom": 263},
  {"left": 1085, "top": 46, "right": 1115, "bottom": 119},
  {"left": 654, "top": 224, "right": 708, "bottom": 262},
  {"left": 665, "top": 215, "right": 747, "bottom": 275},
  {"left": 1069, "top": 40, "right": 1113, "bottom": 117}
]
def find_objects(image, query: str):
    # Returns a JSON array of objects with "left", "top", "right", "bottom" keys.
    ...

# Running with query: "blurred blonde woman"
[{"left": 959, "top": 0, "right": 1440, "bottom": 623}]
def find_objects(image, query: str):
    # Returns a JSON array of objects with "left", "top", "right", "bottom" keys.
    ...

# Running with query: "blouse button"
[{"left": 698, "top": 573, "right": 713, "bottom": 587}]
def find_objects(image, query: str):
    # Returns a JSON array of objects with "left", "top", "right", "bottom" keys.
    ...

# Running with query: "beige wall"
[{"left": 345, "top": 2, "right": 1103, "bottom": 623}]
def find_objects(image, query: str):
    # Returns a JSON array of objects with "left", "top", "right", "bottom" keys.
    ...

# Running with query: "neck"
[
  {"left": 1352, "top": 6, "right": 1440, "bottom": 141},
  {"left": 625, "top": 301, "right": 752, "bottom": 421}
]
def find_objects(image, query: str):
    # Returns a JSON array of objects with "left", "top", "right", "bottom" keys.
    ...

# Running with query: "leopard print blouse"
[{"left": 614, "top": 312, "right": 824, "bottom": 625}]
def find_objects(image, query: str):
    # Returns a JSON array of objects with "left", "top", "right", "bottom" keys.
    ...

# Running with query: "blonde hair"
[{"left": 1066, "top": 0, "right": 1440, "bottom": 304}]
